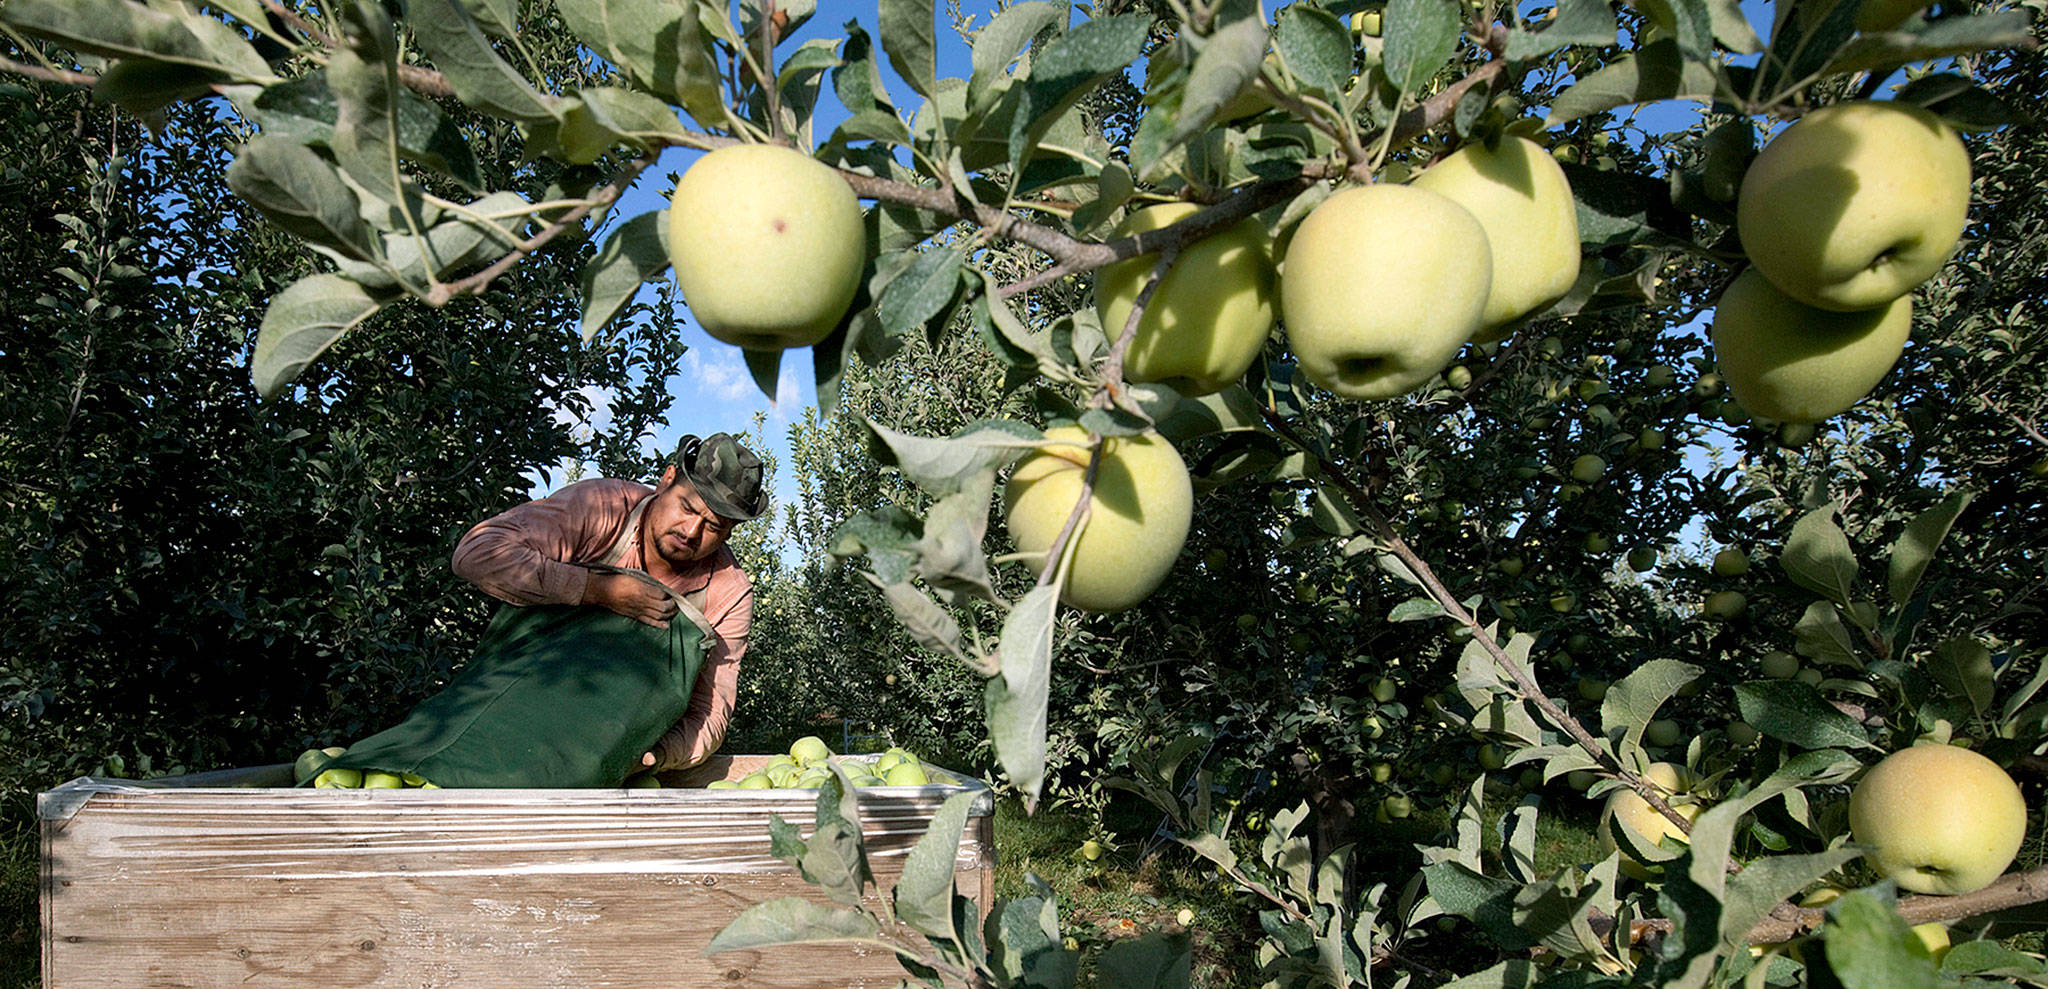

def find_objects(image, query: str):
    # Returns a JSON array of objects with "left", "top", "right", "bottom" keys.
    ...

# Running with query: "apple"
[
  {"left": 1567, "top": 770, "right": 1597, "bottom": 791},
  {"left": 1410, "top": 136, "right": 1581, "bottom": 340},
  {"left": 1627, "top": 546, "right": 1658, "bottom": 572},
  {"left": 1350, "top": 9, "right": 1382, "bottom": 36},
  {"left": 1761, "top": 650, "right": 1800, "bottom": 678},
  {"left": 363, "top": 771, "right": 403, "bottom": 789},
  {"left": 1704, "top": 590, "right": 1746, "bottom": 619},
  {"left": 1584, "top": 532, "right": 1613, "bottom": 553},
  {"left": 1795, "top": 667, "right": 1824, "bottom": 686},
  {"left": 884, "top": 762, "right": 931, "bottom": 786},
  {"left": 1004, "top": 426, "right": 1193, "bottom": 612},
  {"left": 1578, "top": 678, "right": 1609, "bottom": 702},
  {"left": 1383, "top": 795, "right": 1414, "bottom": 819},
  {"left": 1370, "top": 677, "right": 1399, "bottom": 702},
  {"left": 1280, "top": 184, "right": 1492, "bottom": 399},
  {"left": 1646, "top": 364, "right": 1677, "bottom": 388},
  {"left": 1177, "top": 907, "right": 1197, "bottom": 927},
  {"left": 1710, "top": 269, "right": 1913, "bottom": 424},
  {"left": 1570, "top": 454, "right": 1606, "bottom": 484},
  {"left": 667, "top": 144, "right": 867, "bottom": 351},
  {"left": 1095, "top": 203, "right": 1277, "bottom": 396},
  {"left": 1711, "top": 547, "right": 1750, "bottom": 576},
  {"left": 1645, "top": 719, "right": 1682, "bottom": 747},
  {"left": 1497, "top": 555, "right": 1525, "bottom": 577},
  {"left": 1693, "top": 372, "right": 1724, "bottom": 398},
  {"left": 1726, "top": 721, "right": 1760, "bottom": 746},
  {"left": 1361, "top": 714, "right": 1387, "bottom": 739},
  {"left": 1370, "top": 762, "right": 1394, "bottom": 783},
  {"left": 1445, "top": 364, "right": 1474, "bottom": 389},
  {"left": 624, "top": 773, "right": 662, "bottom": 789},
  {"left": 1849, "top": 745, "right": 2027, "bottom": 895},
  {"left": 705, "top": 779, "right": 742, "bottom": 789},
  {"left": 1549, "top": 588, "right": 1578, "bottom": 613},
  {"left": 1779, "top": 422, "right": 1819, "bottom": 448},
  {"left": 1478, "top": 744, "right": 1505, "bottom": 770},
  {"left": 293, "top": 747, "right": 336, "bottom": 784},
  {"left": 314, "top": 767, "right": 363, "bottom": 789},
  {"left": 1636, "top": 427, "right": 1667, "bottom": 451},
  {"left": 737, "top": 773, "right": 773, "bottom": 789},
  {"left": 1737, "top": 101, "right": 1971, "bottom": 312},
  {"left": 1598, "top": 762, "right": 1704, "bottom": 879},
  {"left": 790, "top": 735, "right": 833, "bottom": 765}
]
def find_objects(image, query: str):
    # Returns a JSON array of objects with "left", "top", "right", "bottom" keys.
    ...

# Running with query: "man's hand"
[{"left": 582, "top": 571, "right": 677, "bottom": 628}]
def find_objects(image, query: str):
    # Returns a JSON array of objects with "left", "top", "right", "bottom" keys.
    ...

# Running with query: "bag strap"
[{"left": 588, "top": 493, "right": 718, "bottom": 638}]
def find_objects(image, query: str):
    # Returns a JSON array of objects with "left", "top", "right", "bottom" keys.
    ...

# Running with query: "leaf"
[
  {"left": 92, "top": 59, "right": 226, "bottom": 117},
  {"left": 554, "top": 0, "right": 722, "bottom": 120},
  {"left": 1176, "top": 17, "right": 1270, "bottom": 145},
  {"left": 1562, "top": 161, "right": 1698, "bottom": 248},
  {"left": 1734, "top": 680, "right": 1873, "bottom": 750},
  {"left": 1389, "top": 597, "right": 1446, "bottom": 622},
  {"left": 830, "top": 506, "right": 924, "bottom": 584},
  {"left": 918, "top": 472, "right": 998, "bottom": 600},
  {"left": 704, "top": 897, "right": 882, "bottom": 954},
  {"left": 866, "top": 418, "right": 1037, "bottom": 498},
  {"left": 1796, "top": 599, "right": 1862, "bottom": 668},
  {"left": 1383, "top": 0, "right": 1462, "bottom": 96},
  {"left": 1784, "top": 503, "right": 1858, "bottom": 606},
  {"left": 1546, "top": 39, "right": 1727, "bottom": 126},
  {"left": 1887, "top": 490, "right": 1972, "bottom": 607},
  {"left": 1821, "top": 10, "right": 2034, "bottom": 78},
  {"left": 1601, "top": 659, "right": 1703, "bottom": 748},
  {"left": 1716, "top": 847, "right": 1861, "bottom": 955},
  {"left": 243, "top": 71, "right": 484, "bottom": 191},
  {"left": 798, "top": 775, "right": 873, "bottom": 907},
  {"left": 1703, "top": 0, "right": 1763, "bottom": 53},
  {"left": 579, "top": 210, "right": 670, "bottom": 340},
  {"left": 1505, "top": 0, "right": 1620, "bottom": 61},
  {"left": 1434, "top": 961, "right": 1544, "bottom": 989},
  {"left": 766, "top": 813, "right": 806, "bottom": 866},
  {"left": 1276, "top": 5, "right": 1353, "bottom": 100},
  {"left": 895, "top": 790, "right": 979, "bottom": 941},
  {"left": 985, "top": 585, "right": 1059, "bottom": 808},
  {"left": 328, "top": 6, "right": 412, "bottom": 210},
  {"left": 1096, "top": 932, "right": 1193, "bottom": 989},
  {"left": 872, "top": 577, "right": 965, "bottom": 658},
  {"left": 880, "top": 0, "right": 937, "bottom": 99},
  {"left": 226, "top": 137, "right": 377, "bottom": 261},
  {"left": 2, "top": 0, "right": 272, "bottom": 80},
  {"left": 1007, "top": 14, "right": 1150, "bottom": 166},
  {"left": 968, "top": 1, "right": 1062, "bottom": 105},
  {"left": 408, "top": 0, "right": 561, "bottom": 124},
  {"left": 340, "top": 190, "right": 530, "bottom": 290},
  {"left": 874, "top": 245, "right": 966, "bottom": 341},
  {"left": 252, "top": 274, "right": 387, "bottom": 398},
  {"left": 1821, "top": 888, "right": 1942, "bottom": 989},
  {"left": 1929, "top": 637, "right": 1996, "bottom": 719},
  {"left": 1894, "top": 73, "right": 2038, "bottom": 131},
  {"left": 577, "top": 86, "right": 692, "bottom": 146}
]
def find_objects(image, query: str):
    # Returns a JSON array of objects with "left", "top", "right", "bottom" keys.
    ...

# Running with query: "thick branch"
[{"left": 1583, "top": 867, "right": 2048, "bottom": 948}]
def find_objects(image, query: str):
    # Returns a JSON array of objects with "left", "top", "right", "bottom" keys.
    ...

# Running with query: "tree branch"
[
  {"left": 0, "top": 55, "right": 95, "bottom": 88},
  {"left": 427, "top": 157, "right": 652, "bottom": 305}
]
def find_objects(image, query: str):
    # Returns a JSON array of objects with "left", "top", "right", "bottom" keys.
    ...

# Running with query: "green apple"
[
  {"left": 1004, "top": 427, "right": 1193, "bottom": 612},
  {"left": 314, "top": 767, "right": 363, "bottom": 789},
  {"left": 1570, "top": 454, "right": 1606, "bottom": 484},
  {"left": 1577, "top": 678, "right": 1609, "bottom": 702},
  {"left": 1079, "top": 839, "right": 1105, "bottom": 861},
  {"left": 1726, "top": 721, "right": 1760, "bottom": 746},
  {"left": 1779, "top": 422, "right": 1819, "bottom": 448},
  {"left": 1711, "top": 547, "right": 1750, "bottom": 576},
  {"left": 1849, "top": 744, "right": 2026, "bottom": 895},
  {"left": 1281, "top": 184, "right": 1492, "bottom": 399},
  {"left": 705, "top": 779, "right": 742, "bottom": 789},
  {"left": 1497, "top": 555, "right": 1525, "bottom": 577},
  {"left": 1737, "top": 101, "right": 1971, "bottom": 312},
  {"left": 1411, "top": 136, "right": 1581, "bottom": 340},
  {"left": 1177, "top": 907, "right": 1197, "bottom": 927},
  {"left": 667, "top": 144, "right": 867, "bottom": 351},
  {"left": 1704, "top": 590, "right": 1746, "bottom": 619},
  {"left": 1096, "top": 203, "right": 1277, "bottom": 396},
  {"left": 884, "top": 762, "right": 931, "bottom": 786},
  {"left": 1627, "top": 546, "right": 1658, "bottom": 572},
  {"left": 1761, "top": 651, "right": 1800, "bottom": 678},
  {"left": 766, "top": 764, "right": 801, "bottom": 787},
  {"left": 1383, "top": 794, "right": 1414, "bottom": 819},
  {"left": 1584, "top": 532, "right": 1613, "bottom": 554},
  {"left": 790, "top": 736, "right": 833, "bottom": 765},
  {"left": 1795, "top": 668, "right": 1824, "bottom": 686},
  {"left": 1477, "top": 744, "right": 1505, "bottom": 770},
  {"left": 737, "top": 773, "right": 773, "bottom": 789},
  {"left": 1597, "top": 762, "right": 1704, "bottom": 879},
  {"left": 1370, "top": 762, "right": 1394, "bottom": 783},
  {"left": 363, "top": 771, "right": 403, "bottom": 789},
  {"left": 850, "top": 774, "right": 886, "bottom": 787},
  {"left": 1445, "top": 364, "right": 1474, "bottom": 389},
  {"left": 1350, "top": 9, "right": 1382, "bottom": 35},
  {"left": 1371, "top": 678, "right": 1399, "bottom": 703},
  {"left": 1549, "top": 588, "right": 1578, "bottom": 613},
  {"left": 1646, "top": 364, "right": 1677, "bottom": 388},
  {"left": 1692, "top": 372, "right": 1724, "bottom": 398},
  {"left": 1645, "top": 720, "right": 1682, "bottom": 748},
  {"left": 1636, "top": 427, "right": 1667, "bottom": 451},
  {"left": 1567, "top": 770, "right": 1597, "bottom": 791},
  {"left": 1710, "top": 269, "right": 1913, "bottom": 424},
  {"left": 401, "top": 773, "right": 428, "bottom": 787},
  {"left": 624, "top": 773, "right": 662, "bottom": 789}
]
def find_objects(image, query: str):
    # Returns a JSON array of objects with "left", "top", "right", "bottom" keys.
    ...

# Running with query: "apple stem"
[{"left": 1255, "top": 407, "right": 1701, "bottom": 838}]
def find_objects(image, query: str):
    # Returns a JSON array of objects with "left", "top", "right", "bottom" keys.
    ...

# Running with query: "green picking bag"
[{"left": 319, "top": 566, "right": 710, "bottom": 788}]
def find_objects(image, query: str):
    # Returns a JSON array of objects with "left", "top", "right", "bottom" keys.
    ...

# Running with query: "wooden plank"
[{"left": 43, "top": 769, "right": 995, "bottom": 988}]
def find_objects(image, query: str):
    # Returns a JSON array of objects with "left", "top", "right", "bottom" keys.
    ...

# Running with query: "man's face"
[{"left": 644, "top": 467, "right": 736, "bottom": 566}]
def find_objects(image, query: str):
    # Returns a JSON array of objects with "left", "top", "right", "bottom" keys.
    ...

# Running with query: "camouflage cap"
[{"left": 672, "top": 433, "right": 766, "bottom": 521}]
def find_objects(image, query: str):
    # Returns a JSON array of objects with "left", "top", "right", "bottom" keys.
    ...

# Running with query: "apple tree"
[{"left": 7, "top": 0, "right": 2047, "bottom": 984}]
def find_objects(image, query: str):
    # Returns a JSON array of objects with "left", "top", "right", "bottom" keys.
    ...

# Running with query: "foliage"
[{"left": 4, "top": 0, "right": 2048, "bottom": 986}]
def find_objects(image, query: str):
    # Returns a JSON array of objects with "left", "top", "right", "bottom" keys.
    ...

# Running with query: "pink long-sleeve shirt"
[{"left": 450, "top": 478, "right": 754, "bottom": 770}]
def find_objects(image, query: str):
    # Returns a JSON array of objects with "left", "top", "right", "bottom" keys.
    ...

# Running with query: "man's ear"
[{"left": 658, "top": 464, "right": 677, "bottom": 488}]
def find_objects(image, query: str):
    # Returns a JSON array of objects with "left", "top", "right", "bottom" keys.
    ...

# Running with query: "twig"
[
  {"left": 1979, "top": 391, "right": 2048, "bottom": 448},
  {"left": 0, "top": 55, "right": 94, "bottom": 88},
  {"left": 427, "top": 157, "right": 652, "bottom": 305},
  {"left": 1096, "top": 249, "right": 1178, "bottom": 413}
]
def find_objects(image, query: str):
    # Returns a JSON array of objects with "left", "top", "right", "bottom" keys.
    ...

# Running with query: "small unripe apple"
[
  {"left": 885, "top": 762, "right": 930, "bottom": 786},
  {"left": 1577, "top": 678, "right": 1609, "bottom": 702},
  {"left": 1692, "top": 372, "right": 1724, "bottom": 398},
  {"left": 1478, "top": 744, "right": 1505, "bottom": 770},
  {"left": 1636, "top": 427, "right": 1666, "bottom": 450},
  {"left": 1383, "top": 794, "right": 1414, "bottom": 819},
  {"left": 1795, "top": 667, "right": 1824, "bottom": 686},
  {"left": 1760, "top": 651, "right": 1801, "bottom": 678},
  {"left": 1570, "top": 454, "right": 1607, "bottom": 484},
  {"left": 1627, "top": 546, "right": 1658, "bottom": 572},
  {"left": 1646, "top": 364, "right": 1676, "bottom": 388},
  {"left": 667, "top": 144, "right": 866, "bottom": 351},
  {"left": 1726, "top": 721, "right": 1760, "bottom": 746},
  {"left": 1850, "top": 745, "right": 2026, "bottom": 895},
  {"left": 1096, "top": 203, "right": 1277, "bottom": 396},
  {"left": 1711, "top": 547, "right": 1750, "bottom": 576},
  {"left": 1004, "top": 427, "right": 1193, "bottom": 612},
  {"left": 1496, "top": 555, "right": 1525, "bottom": 577},
  {"left": 363, "top": 771, "right": 403, "bottom": 789},
  {"left": 1703, "top": 590, "right": 1746, "bottom": 619},
  {"left": 1362, "top": 715, "right": 1387, "bottom": 739},
  {"left": 1779, "top": 422, "right": 1819, "bottom": 448},
  {"left": 1370, "top": 762, "right": 1394, "bottom": 783},
  {"left": 1079, "top": 839, "right": 1104, "bottom": 861},
  {"left": 1645, "top": 719, "right": 1682, "bottom": 747},
  {"left": 1568, "top": 770, "right": 1597, "bottom": 791},
  {"left": 1584, "top": 532, "right": 1613, "bottom": 554},
  {"left": 314, "top": 767, "right": 363, "bottom": 789},
  {"left": 1549, "top": 588, "right": 1578, "bottom": 613},
  {"left": 1370, "top": 678, "right": 1398, "bottom": 703},
  {"left": 1350, "top": 9, "right": 1382, "bottom": 36},
  {"left": 1445, "top": 364, "right": 1474, "bottom": 389}
]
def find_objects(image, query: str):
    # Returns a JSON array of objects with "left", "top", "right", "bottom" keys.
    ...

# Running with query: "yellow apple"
[
  {"left": 1097, "top": 203, "right": 1277, "bottom": 396},
  {"left": 1711, "top": 269, "right": 1913, "bottom": 424},
  {"left": 789, "top": 735, "right": 833, "bottom": 765},
  {"left": 1410, "top": 136, "right": 1582, "bottom": 340},
  {"left": 1003, "top": 426, "right": 1193, "bottom": 612},
  {"left": 1280, "top": 184, "right": 1492, "bottom": 399},
  {"left": 667, "top": 143, "right": 867, "bottom": 350},
  {"left": 1849, "top": 744, "right": 2027, "bottom": 895},
  {"left": 1737, "top": 101, "right": 1971, "bottom": 312},
  {"left": 884, "top": 762, "right": 930, "bottom": 786},
  {"left": 1598, "top": 762, "right": 1704, "bottom": 879},
  {"left": 362, "top": 771, "right": 403, "bottom": 789}
]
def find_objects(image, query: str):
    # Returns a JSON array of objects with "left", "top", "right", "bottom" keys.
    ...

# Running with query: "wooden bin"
[{"left": 41, "top": 755, "right": 994, "bottom": 987}]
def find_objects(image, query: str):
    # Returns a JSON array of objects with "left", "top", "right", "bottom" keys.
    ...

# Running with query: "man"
[{"left": 451, "top": 433, "right": 762, "bottom": 772}]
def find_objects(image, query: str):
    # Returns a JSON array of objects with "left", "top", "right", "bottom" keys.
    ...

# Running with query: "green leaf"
[
  {"left": 577, "top": 86, "right": 692, "bottom": 146},
  {"left": 968, "top": 1, "right": 1062, "bottom": 106},
  {"left": 1785, "top": 503, "right": 1858, "bottom": 606},
  {"left": 340, "top": 190, "right": 529, "bottom": 290},
  {"left": 1821, "top": 888, "right": 1942, "bottom": 989},
  {"left": 1821, "top": 10, "right": 2034, "bottom": 78},
  {"left": 1546, "top": 39, "right": 1727, "bottom": 126},
  {"left": 1096, "top": 932, "right": 1193, "bottom": 988},
  {"left": 1796, "top": 599, "right": 1862, "bottom": 669},
  {"left": 1007, "top": 14, "right": 1150, "bottom": 166},
  {"left": 871, "top": 577, "right": 966, "bottom": 659},
  {"left": 1888, "top": 490, "right": 1972, "bottom": 607},
  {"left": 766, "top": 813, "right": 806, "bottom": 866},
  {"left": 1716, "top": 847, "right": 1861, "bottom": 956},
  {"left": 92, "top": 59, "right": 227, "bottom": 117},
  {"left": 741, "top": 347, "right": 782, "bottom": 402},
  {"left": 1275, "top": 5, "right": 1352, "bottom": 101},
  {"left": 704, "top": 897, "right": 882, "bottom": 954},
  {"left": 2, "top": 0, "right": 272, "bottom": 80},
  {"left": 1734, "top": 680, "right": 1873, "bottom": 750},
  {"left": 798, "top": 774, "right": 873, "bottom": 907},
  {"left": 895, "top": 790, "right": 979, "bottom": 941},
  {"left": 1941, "top": 940, "right": 2048, "bottom": 978},
  {"left": 1505, "top": 0, "right": 1620, "bottom": 60},
  {"left": 829, "top": 506, "right": 924, "bottom": 584},
  {"left": 1177, "top": 17, "right": 1270, "bottom": 142},
  {"left": 1703, "top": 0, "right": 1764, "bottom": 53},
  {"left": 579, "top": 209, "right": 670, "bottom": 340},
  {"left": 874, "top": 246, "right": 966, "bottom": 341},
  {"left": 917, "top": 470, "right": 999, "bottom": 600},
  {"left": 880, "top": 0, "right": 937, "bottom": 99},
  {"left": 866, "top": 418, "right": 1037, "bottom": 498},
  {"left": 408, "top": 0, "right": 561, "bottom": 124},
  {"left": 1893, "top": 73, "right": 2037, "bottom": 131},
  {"left": 1434, "top": 961, "right": 1544, "bottom": 989},
  {"left": 1929, "top": 637, "right": 1996, "bottom": 719},
  {"left": 242, "top": 71, "right": 484, "bottom": 191},
  {"left": 1601, "top": 659, "right": 1703, "bottom": 749},
  {"left": 328, "top": 4, "right": 410, "bottom": 207},
  {"left": 252, "top": 274, "right": 387, "bottom": 398},
  {"left": 226, "top": 138, "right": 377, "bottom": 261},
  {"left": 1389, "top": 596, "right": 1446, "bottom": 622},
  {"left": 554, "top": 0, "right": 723, "bottom": 122},
  {"left": 986, "top": 585, "right": 1059, "bottom": 808},
  {"left": 1383, "top": 0, "right": 1462, "bottom": 96}
]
